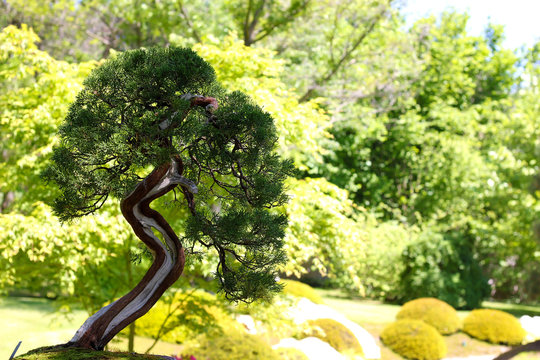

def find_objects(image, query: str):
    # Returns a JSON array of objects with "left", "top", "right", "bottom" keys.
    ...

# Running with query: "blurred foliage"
[
  {"left": 280, "top": 279, "right": 324, "bottom": 304},
  {"left": 463, "top": 309, "right": 527, "bottom": 345},
  {"left": 275, "top": 347, "right": 310, "bottom": 360},
  {"left": 399, "top": 231, "right": 491, "bottom": 309},
  {"left": 281, "top": 177, "right": 417, "bottom": 298},
  {"left": 132, "top": 289, "right": 242, "bottom": 348},
  {"left": 301, "top": 318, "right": 364, "bottom": 355},
  {"left": 181, "top": 331, "right": 280, "bottom": 360},
  {"left": 396, "top": 298, "right": 461, "bottom": 335}
]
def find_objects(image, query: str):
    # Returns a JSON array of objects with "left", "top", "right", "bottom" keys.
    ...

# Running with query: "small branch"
[
  {"left": 158, "top": 94, "right": 218, "bottom": 131},
  {"left": 299, "top": 0, "right": 391, "bottom": 102},
  {"left": 144, "top": 289, "right": 198, "bottom": 354},
  {"left": 253, "top": 0, "right": 311, "bottom": 44},
  {"left": 177, "top": 1, "right": 202, "bottom": 43}
]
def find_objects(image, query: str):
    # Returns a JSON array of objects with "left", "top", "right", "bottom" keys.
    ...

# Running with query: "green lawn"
[
  {"left": 0, "top": 297, "right": 86, "bottom": 359},
  {"left": 0, "top": 297, "right": 182, "bottom": 359},
  {"left": 315, "top": 288, "right": 540, "bottom": 360}
]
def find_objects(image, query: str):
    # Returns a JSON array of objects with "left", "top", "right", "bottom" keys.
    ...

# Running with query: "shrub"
[
  {"left": 134, "top": 289, "right": 243, "bottom": 343},
  {"left": 396, "top": 297, "right": 460, "bottom": 334},
  {"left": 281, "top": 279, "right": 324, "bottom": 304},
  {"left": 301, "top": 318, "right": 363, "bottom": 355},
  {"left": 182, "top": 331, "right": 280, "bottom": 360},
  {"left": 234, "top": 294, "right": 300, "bottom": 341},
  {"left": 399, "top": 230, "right": 490, "bottom": 309},
  {"left": 275, "top": 347, "right": 310, "bottom": 360},
  {"left": 381, "top": 319, "right": 447, "bottom": 360},
  {"left": 463, "top": 309, "right": 526, "bottom": 345}
]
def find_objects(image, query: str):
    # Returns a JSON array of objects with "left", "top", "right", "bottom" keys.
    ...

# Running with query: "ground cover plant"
[{"left": 15, "top": 347, "right": 165, "bottom": 360}]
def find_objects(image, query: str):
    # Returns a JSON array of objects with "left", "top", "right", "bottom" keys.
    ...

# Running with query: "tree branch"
[
  {"left": 299, "top": 0, "right": 391, "bottom": 102},
  {"left": 492, "top": 340, "right": 540, "bottom": 360}
]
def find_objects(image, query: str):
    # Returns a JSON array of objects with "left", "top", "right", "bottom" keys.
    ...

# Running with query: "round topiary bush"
[
  {"left": 301, "top": 318, "right": 363, "bottom": 355},
  {"left": 381, "top": 319, "right": 447, "bottom": 360},
  {"left": 281, "top": 279, "right": 324, "bottom": 304},
  {"left": 463, "top": 309, "right": 526, "bottom": 345},
  {"left": 396, "top": 297, "right": 461, "bottom": 334},
  {"left": 182, "top": 331, "right": 280, "bottom": 360}
]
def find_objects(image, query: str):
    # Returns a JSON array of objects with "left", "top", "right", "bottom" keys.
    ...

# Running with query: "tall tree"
[{"left": 42, "top": 46, "right": 292, "bottom": 350}]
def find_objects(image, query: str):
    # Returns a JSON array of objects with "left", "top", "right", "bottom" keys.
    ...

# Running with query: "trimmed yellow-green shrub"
[
  {"left": 463, "top": 309, "right": 526, "bottom": 345},
  {"left": 397, "top": 297, "right": 461, "bottom": 334},
  {"left": 182, "top": 331, "right": 280, "bottom": 360},
  {"left": 281, "top": 279, "right": 324, "bottom": 304},
  {"left": 381, "top": 319, "right": 447, "bottom": 360},
  {"left": 301, "top": 318, "right": 363, "bottom": 355},
  {"left": 276, "top": 347, "right": 310, "bottom": 360}
]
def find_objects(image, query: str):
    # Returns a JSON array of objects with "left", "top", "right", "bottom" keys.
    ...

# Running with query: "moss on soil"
[{"left": 15, "top": 347, "right": 169, "bottom": 360}]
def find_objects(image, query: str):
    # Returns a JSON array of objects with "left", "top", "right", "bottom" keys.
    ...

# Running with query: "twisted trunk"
[{"left": 66, "top": 159, "right": 191, "bottom": 350}]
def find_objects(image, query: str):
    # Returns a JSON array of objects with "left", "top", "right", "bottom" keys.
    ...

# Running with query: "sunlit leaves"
[{"left": 192, "top": 36, "right": 331, "bottom": 170}]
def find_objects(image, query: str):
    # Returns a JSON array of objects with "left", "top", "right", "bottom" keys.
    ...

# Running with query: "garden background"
[{"left": 0, "top": 0, "right": 539, "bottom": 359}]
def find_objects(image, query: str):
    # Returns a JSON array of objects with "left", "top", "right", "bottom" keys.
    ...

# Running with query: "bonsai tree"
[{"left": 42, "top": 47, "right": 293, "bottom": 350}]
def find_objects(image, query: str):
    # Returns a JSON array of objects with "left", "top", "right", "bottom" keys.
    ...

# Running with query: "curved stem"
[
  {"left": 493, "top": 340, "right": 540, "bottom": 360},
  {"left": 67, "top": 159, "right": 193, "bottom": 350}
]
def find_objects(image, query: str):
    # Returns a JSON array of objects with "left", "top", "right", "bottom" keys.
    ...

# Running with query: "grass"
[
  {"left": 482, "top": 301, "right": 540, "bottom": 318},
  {"left": 0, "top": 297, "right": 87, "bottom": 359},
  {"left": 315, "top": 288, "right": 540, "bottom": 360},
  {"left": 0, "top": 297, "right": 182, "bottom": 360}
]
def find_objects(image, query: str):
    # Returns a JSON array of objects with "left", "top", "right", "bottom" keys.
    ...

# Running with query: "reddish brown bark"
[
  {"left": 493, "top": 340, "right": 540, "bottom": 360},
  {"left": 68, "top": 162, "right": 186, "bottom": 350}
]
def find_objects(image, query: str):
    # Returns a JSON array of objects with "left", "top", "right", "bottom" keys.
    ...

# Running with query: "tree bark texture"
[
  {"left": 493, "top": 340, "right": 540, "bottom": 360},
  {"left": 67, "top": 159, "right": 190, "bottom": 350}
]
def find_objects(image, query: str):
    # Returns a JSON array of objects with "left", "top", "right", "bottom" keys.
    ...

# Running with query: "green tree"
[
  {"left": 226, "top": 0, "right": 311, "bottom": 46},
  {"left": 41, "top": 46, "right": 293, "bottom": 350}
]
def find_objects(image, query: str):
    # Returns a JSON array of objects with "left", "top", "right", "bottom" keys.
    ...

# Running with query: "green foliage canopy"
[{"left": 42, "top": 46, "right": 294, "bottom": 302}]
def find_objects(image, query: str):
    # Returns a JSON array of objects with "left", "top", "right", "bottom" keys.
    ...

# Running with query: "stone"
[
  {"left": 287, "top": 298, "right": 381, "bottom": 359},
  {"left": 520, "top": 315, "right": 540, "bottom": 341},
  {"left": 273, "top": 337, "right": 346, "bottom": 360}
]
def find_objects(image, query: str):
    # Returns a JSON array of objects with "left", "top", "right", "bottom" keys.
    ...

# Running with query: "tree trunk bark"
[
  {"left": 492, "top": 340, "right": 540, "bottom": 360},
  {"left": 65, "top": 159, "right": 190, "bottom": 350}
]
